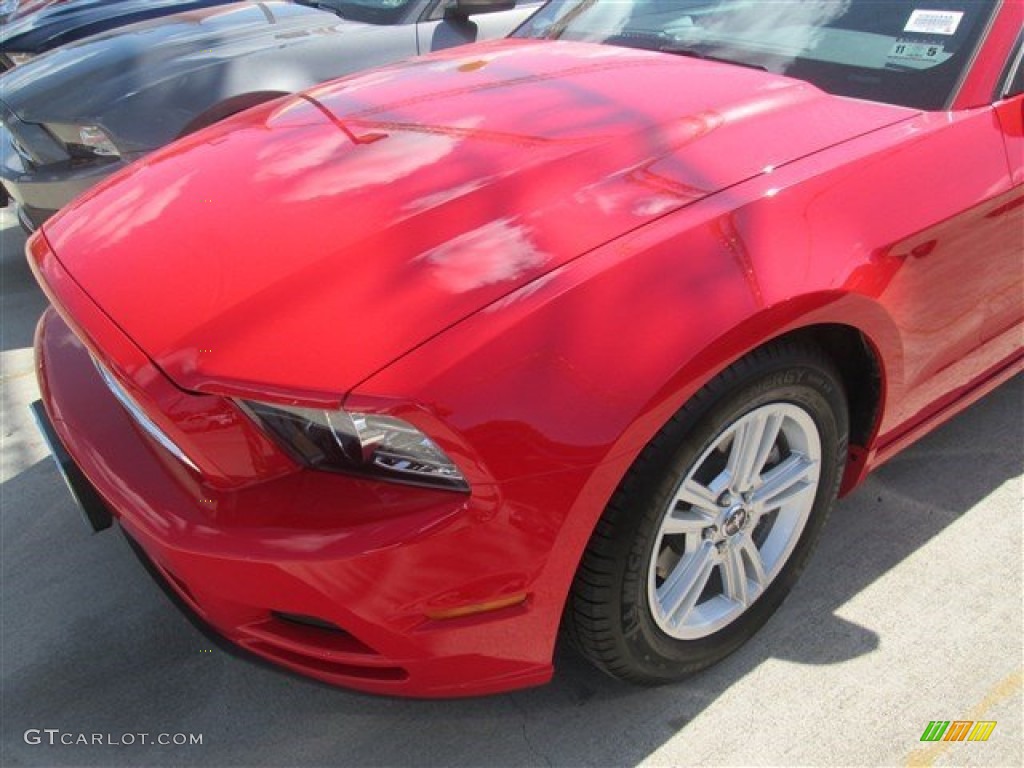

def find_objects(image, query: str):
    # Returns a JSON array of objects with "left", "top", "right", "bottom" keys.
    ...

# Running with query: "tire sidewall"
[{"left": 616, "top": 356, "right": 848, "bottom": 680}]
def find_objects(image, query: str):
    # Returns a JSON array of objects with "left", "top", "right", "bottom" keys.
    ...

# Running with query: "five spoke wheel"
[
  {"left": 648, "top": 403, "right": 822, "bottom": 639},
  {"left": 564, "top": 341, "right": 848, "bottom": 684}
]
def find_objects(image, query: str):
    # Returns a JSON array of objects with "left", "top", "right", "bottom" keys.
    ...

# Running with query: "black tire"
[{"left": 564, "top": 339, "right": 849, "bottom": 684}]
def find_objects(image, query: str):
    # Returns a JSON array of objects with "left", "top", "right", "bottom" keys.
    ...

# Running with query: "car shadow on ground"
[{"left": 1, "top": 356, "right": 1020, "bottom": 766}]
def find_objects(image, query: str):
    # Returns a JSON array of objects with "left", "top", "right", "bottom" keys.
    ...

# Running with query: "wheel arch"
[
  {"left": 710, "top": 295, "right": 897, "bottom": 468},
  {"left": 548, "top": 292, "right": 902, "bottom": 619},
  {"left": 770, "top": 322, "right": 886, "bottom": 495},
  {"left": 550, "top": 297, "right": 900, "bottom": 658},
  {"left": 604, "top": 291, "right": 903, "bottom": 497}
]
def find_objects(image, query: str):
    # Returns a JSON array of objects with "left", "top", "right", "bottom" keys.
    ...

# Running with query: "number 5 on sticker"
[{"left": 890, "top": 41, "right": 943, "bottom": 61}]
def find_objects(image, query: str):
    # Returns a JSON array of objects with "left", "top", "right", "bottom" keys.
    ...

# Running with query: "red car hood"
[{"left": 43, "top": 39, "right": 913, "bottom": 402}]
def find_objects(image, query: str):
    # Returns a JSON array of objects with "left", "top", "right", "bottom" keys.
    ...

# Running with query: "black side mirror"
[{"left": 444, "top": 0, "right": 517, "bottom": 21}]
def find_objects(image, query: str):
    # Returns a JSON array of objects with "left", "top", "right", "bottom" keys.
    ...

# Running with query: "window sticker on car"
[
  {"left": 889, "top": 40, "right": 945, "bottom": 61},
  {"left": 904, "top": 9, "right": 964, "bottom": 36}
]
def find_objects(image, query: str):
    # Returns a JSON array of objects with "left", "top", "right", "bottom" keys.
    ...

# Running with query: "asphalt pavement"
[{"left": 0, "top": 206, "right": 1021, "bottom": 767}]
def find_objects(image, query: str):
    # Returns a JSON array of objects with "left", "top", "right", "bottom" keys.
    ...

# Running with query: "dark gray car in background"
[
  {"left": 0, "top": 0, "right": 539, "bottom": 230},
  {"left": 1, "top": 0, "right": 247, "bottom": 70}
]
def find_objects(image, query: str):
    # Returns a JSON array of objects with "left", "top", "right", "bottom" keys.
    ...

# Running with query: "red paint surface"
[{"left": 32, "top": 32, "right": 1024, "bottom": 696}]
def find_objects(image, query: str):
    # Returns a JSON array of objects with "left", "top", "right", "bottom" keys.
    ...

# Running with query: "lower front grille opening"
[
  {"left": 271, "top": 611, "right": 345, "bottom": 633},
  {"left": 260, "top": 611, "right": 379, "bottom": 657},
  {"left": 247, "top": 640, "right": 409, "bottom": 682}
]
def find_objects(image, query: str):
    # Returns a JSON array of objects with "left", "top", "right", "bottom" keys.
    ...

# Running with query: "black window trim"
[
  {"left": 996, "top": 28, "right": 1024, "bottom": 100},
  {"left": 946, "top": 1, "right": 1002, "bottom": 110}
]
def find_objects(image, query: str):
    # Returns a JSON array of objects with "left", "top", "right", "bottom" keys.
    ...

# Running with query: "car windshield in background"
[
  {"left": 516, "top": 0, "right": 998, "bottom": 110},
  {"left": 303, "top": 0, "right": 417, "bottom": 24}
]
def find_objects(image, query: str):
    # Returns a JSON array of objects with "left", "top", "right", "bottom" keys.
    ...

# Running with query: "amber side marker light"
[{"left": 426, "top": 593, "right": 529, "bottom": 621}]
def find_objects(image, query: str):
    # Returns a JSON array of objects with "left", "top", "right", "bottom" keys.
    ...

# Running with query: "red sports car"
[{"left": 29, "top": 0, "right": 1023, "bottom": 697}]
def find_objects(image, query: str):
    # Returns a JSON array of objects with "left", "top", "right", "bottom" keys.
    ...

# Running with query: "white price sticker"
[{"left": 904, "top": 9, "right": 964, "bottom": 36}]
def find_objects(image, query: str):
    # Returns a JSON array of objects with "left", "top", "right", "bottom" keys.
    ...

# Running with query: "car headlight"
[
  {"left": 73, "top": 125, "right": 121, "bottom": 158},
  {"left": 44, "top": 123, "right": 122, "bottom": 160},
  {"left": 6, "top": 53, "right": 35, "bottom": 68},
  {"left": 241, "top": 401, "right": 469, "bottom": 492}
]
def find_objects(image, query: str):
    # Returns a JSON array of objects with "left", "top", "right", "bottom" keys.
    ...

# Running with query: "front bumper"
[
  {"left": 35, "top": 306, "right": 557, "bottom": 697},
  {"left": 0, "top": 119, "right": 130, "bottom": 231}
]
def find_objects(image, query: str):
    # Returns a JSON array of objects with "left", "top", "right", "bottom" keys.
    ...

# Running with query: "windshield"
[
  {"left": 306, "top": 0, "right": 418, "bottom": 24},
  {"left": 515, "top": 0, "right": 998, "bottom": 110}
]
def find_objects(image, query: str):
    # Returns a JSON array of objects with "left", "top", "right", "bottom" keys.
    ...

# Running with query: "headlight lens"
[
  {"left": 45, "top": 123, "right": 122, "bottom": 160},
  {"left": 74, "top": 125, "right": 120, "bottom": 158},
  {"left": 241, "top": 401, "right": 469, "bottom": 492},
  {"left": 6, "top": 52, "right": 35, "bottom": 68}
]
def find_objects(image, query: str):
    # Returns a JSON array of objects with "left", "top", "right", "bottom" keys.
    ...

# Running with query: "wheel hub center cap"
[{"left": 722, "top": 506, "right": 750, "bottom": 537}]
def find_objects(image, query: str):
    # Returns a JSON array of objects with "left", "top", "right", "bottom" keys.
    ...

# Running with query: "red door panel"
[
  {"left": 874, "top": 107, "right": 1015, "bottom": 434},
  {"left": 985, "top": 94, "right": 1024, "bottom": 357}
]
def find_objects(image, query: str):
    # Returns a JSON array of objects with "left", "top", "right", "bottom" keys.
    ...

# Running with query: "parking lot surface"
[{"left": 1, "top": 207, "right": 1020, "bottom": 767}]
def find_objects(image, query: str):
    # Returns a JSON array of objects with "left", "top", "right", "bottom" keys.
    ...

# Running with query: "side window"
[
  {"left": 426, "top": 0, "right": 519, "bottom": 23},
  {"left": 425, "top": 0, "right": 451, "bottom": 22}
]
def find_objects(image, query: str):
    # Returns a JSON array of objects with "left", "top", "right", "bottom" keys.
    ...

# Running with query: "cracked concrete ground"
[{"left": 1, "top": 206, "right": 1021, "bottom": 767}]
